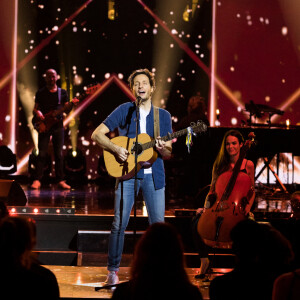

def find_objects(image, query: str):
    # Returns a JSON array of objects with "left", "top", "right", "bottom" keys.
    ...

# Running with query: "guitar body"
[
  {"left": 32, "top": 83, "right": 99, "bottom": 133},
  {"left": 32, "top": 111, "right": 60, "bottom": 133},
  {"left": 197, "top": 171, "right": 253, "bottom": 248},
  {"left": 103, "top": 133, "right": 158, "bottom": 180}
]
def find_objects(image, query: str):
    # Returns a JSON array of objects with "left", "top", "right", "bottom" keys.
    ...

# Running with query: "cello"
[{"left": 197, "top": 132, "right": 255, "bottom": 248}]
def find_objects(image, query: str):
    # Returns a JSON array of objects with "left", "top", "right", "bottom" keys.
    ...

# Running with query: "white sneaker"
[{"left": 105, "top": 271, "right": 119, "bottom": 286}]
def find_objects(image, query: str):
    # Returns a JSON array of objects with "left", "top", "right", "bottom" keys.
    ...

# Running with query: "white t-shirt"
[{"left": 140, "top": 108, "right": 152, "bottom": 174}]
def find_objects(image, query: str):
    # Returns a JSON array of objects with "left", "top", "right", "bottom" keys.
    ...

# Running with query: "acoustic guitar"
[
  {"left": 103, "top": 121, "right": 208, "bottom": 180},
  {"left": 32, "top": 84, "right": 100, "bottom": 133}
]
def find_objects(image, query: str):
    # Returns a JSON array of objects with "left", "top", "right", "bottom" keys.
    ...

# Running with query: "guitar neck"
[{"left": 142, "top": 128, "right": 189, "bottom": 150}]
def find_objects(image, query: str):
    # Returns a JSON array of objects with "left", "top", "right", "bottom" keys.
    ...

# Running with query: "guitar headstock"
[
  {"left": 86, "top": 83, "right": 101, "bottom": 95},
  {"left": 71, "top": 83, "right": 101, "bottom": 105},
  {"left": 190, "top": 120, "right": 208, "bottom": 134}
]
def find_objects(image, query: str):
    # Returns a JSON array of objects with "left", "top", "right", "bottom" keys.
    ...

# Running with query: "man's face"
[
  {"left": 132, "top": 74, "right": 153, "bottom": 101},
  {"left": 45, "top": 70, "right": 57, "bottom": 87}
]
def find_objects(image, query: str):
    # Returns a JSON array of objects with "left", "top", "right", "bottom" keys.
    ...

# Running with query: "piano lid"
[{"left": 245, "top": 100, "right": 284, "bottom": 117}]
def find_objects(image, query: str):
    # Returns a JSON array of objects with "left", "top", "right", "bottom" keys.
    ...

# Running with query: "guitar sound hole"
[{"left": 131, "top": 143, "right": 143, "bottom": 156}]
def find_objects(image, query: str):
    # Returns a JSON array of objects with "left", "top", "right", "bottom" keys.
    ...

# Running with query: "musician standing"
[
  {"left": 91, "top": 68, "right": 172, "bottom": 285},
  {"left": 31, "top": 69, "right": 71, "bottom": 190}
]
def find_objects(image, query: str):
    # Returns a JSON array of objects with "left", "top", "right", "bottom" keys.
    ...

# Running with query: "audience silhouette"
[
  {"left": 209, "top": 219, "right": 294, "bottom": 300},
  {"left": 111, "top": 222, "right": 203, "bottom": 300},
  {"left": 0, "top": 215, "right": 60, "bottom": 299},
  {"left": 271, "top": 191, "right": 300, "bottom": 300},
  {"left": 0, "top": 200, "right": 9, "bottom": 219},
  {"left": 272, "top": 268, "right": 300, "bottom": 300}
]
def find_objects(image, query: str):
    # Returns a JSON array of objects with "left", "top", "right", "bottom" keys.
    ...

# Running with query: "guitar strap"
[
  {"left": 153, "top": 106, "right": 160, "bottom": 139},
  {"left": 115, "top": 106, "right": 160, "bottom": 190},
  {"left": 58, "top": 88, "right": 61, "bottom": 105}
]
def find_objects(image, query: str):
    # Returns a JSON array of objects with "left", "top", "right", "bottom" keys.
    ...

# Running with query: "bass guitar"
[
  {"left": 197, "top": 132, "right": 256, "bottom": 248},
  {"left": 103, "top": 121, "right": 208, "bottom": 180},
  {"left": 32, "top": 84, "right": 100, "bottom": 133}
]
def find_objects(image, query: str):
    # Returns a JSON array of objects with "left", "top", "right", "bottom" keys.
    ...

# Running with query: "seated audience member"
[
  {"left": 0, "top": 216, "right": 60, "bottom": 299},
  {"left": 111, "top": 222, "right": 203, "bottom": 300},
  {"left": 275, "top": 191, "right": 300, "bottom": 269},
  {"left": 272, "top": 268, "right": 300, "bottom": 300},
  {"left": 209, "top": 219, "right": 294, "bottom": 300},
  {"left": 0, "top": 200, "right": 9, "bottom": 219}
]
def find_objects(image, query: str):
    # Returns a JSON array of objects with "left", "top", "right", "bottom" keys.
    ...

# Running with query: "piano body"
[{"left": 172, "top": 126, "right": 300, "bottom": 198}]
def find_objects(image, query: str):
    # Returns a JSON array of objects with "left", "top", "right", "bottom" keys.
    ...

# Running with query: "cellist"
[
  {"left": 194, "top": 129, "right": 255, "bottom": 278},
  {"left": 204, "top": 129, "right": 255, "bottom": 212}
]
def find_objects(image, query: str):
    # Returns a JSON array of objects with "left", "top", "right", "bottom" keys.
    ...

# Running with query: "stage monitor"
[{"left": 0, "top": 179, "right": 27, "bottom": 206}]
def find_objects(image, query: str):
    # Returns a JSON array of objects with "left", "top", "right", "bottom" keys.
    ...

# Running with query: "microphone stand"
[{"left": 133, "top": 97, "right": 141, "bottom": 244}]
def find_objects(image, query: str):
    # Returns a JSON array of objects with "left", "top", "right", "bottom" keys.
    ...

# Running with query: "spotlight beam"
[
  {"left": 270, "top": 87, "right": 300, "bottom": 123},
  {"left": 17, "top": 74, "right": 135, "bottom": 174},
  {"left": 137, "top": 0, "right": 244, "bottom": 109},
  {"left": 64, "top": 75, "right": 135, "bottom": 125},
  {"left": 0, "top": 0, "right": 93, "bottom": 91}
]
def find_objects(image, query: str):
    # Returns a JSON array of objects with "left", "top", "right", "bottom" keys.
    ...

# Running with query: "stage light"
[
  {"left": 183, "top": 5, "right": 191, "bottom": 22},
  {"left": 64, "top": 148, "right": 87, "bottom": 184},
  {"left": 28, "top": 150, "right": 52, "bottom": 181},
  {"left": 108, "top": 0, "right": 117, "bottom": 20},
  {"left": 8, "top": 206, "right": 75, "bottom": 215},
  {"left": 231, "top": 117, "right": 238, "bottom": 126},
  {"left": 0, "top": 145, "right": 17, "bottom": 176}
]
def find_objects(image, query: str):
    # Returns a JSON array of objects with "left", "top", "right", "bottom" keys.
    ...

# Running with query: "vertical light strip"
[
  {"left": 10, "top": 0, "right": 18, "bottom": 154},
  {"left": 209, "top": 0, "right": 217, "bottom": 126}
]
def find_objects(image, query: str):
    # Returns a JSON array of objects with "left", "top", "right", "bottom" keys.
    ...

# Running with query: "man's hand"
[
  {"left": 155, "top": 136, "right": 166, "bottom": 153},
  {"left": 35, "top": 110, "right": 45, "bottom": 121},
  {"left": 155, "top": 136, "right": 172, "bottom": 159},
  {"left": 114, "top": 145, "right": 129, "bottom": 162}
]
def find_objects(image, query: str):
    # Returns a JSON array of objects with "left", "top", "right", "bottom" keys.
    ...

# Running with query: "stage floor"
[
  {"left": 20, "top": 181, "right": 197, "bottom": 216},
  {"left": 45, "top": 265, "right": 223, "bottom": 299},
  {"left": 20, "top": 181, "right": 292, "bottom": 217}
]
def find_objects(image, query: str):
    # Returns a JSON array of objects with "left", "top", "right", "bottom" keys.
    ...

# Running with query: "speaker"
[{"left": 0, "top": 179, "right": 27, "bottom": 206}]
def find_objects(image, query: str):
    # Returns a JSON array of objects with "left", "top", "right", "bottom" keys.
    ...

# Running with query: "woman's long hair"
[
  {"left": 212, "top": 130, "right": 244, "bottom": 178},
  {"left": 0, "top": 216, "right": 36, "bottom": 270}
]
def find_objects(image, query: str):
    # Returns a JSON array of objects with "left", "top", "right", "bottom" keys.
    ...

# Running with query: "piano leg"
[{"left": 263, "top": 157, "right": 288, "bottom": 193}]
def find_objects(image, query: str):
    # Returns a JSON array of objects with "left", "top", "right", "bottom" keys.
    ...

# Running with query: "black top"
[{"left": 35, "top": 86, "right": 68, "bottom": 116}]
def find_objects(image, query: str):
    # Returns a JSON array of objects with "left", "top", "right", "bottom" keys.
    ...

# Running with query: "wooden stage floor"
[{"left": 45, "top": 265, "right": 225, "bottom": 299}]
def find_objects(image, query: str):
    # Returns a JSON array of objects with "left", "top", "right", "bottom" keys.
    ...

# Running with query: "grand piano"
[
  {"left": 171, "top": 125, "right": 300, "bottom": 199},
  {"left": 205, "top": 126, "right": 300, "bottom": 160}
]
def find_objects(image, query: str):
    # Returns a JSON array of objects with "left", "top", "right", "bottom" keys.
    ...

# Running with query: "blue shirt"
[{"left": 103, "top": 102, "right": 172, "bottom": 189}]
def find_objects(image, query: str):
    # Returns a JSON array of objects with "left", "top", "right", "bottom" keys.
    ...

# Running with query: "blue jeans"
[{"left": 107, "top": 174, "right": 165, "bottom": 271}]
